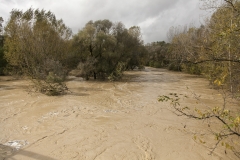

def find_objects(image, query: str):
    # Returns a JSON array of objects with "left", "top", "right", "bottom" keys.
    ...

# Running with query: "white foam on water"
[{"left": 4, "top": 140, "right": 29, "bottom": 150}]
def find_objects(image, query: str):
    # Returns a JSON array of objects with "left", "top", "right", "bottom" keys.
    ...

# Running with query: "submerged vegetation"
[
  {"left": 0, "top": 9, "right": 146, "bottom": 95},
  {"left": 1, "top": 0, "right": 239, "bottom": 97},
  {"left": 0, "top": 0, "right": 239, "bottom": 158}
]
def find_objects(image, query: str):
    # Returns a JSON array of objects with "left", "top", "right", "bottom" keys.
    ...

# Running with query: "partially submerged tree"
[
  {"left": 4, "top": 8, "right": 72, "bottom": 95},
  {"left": 145, "top": 41, "right": 170, "bottom": 68},
  {"left": 72, "top": 20, "right": 146, "bottom": 80}
]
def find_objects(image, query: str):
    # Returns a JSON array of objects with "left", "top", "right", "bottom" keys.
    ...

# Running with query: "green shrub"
[
  {"left": 138, "top": 65, "right": 145, "bottom": 70},
  {"left": 153, "top": 61, "right": 162, "bottom": 68},
  {"left": 108, "top": 62, "right": 126, "bottom": 81},
  {"left": 149, "top": 61, "right": 154, "bottom": 67},
  {"left": 182, "top": 64, "right": 202, "bottom": 75},
  {"left": 168, "top": 62, "right": 182, "bottom": 71},
  {"left": 0, "top": 46, "right": 7, "bottom": 75}
]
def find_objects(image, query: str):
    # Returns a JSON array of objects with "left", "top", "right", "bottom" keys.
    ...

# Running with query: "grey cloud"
[{"left": 0, "top": 0, "right": 205, "bottom": 43}]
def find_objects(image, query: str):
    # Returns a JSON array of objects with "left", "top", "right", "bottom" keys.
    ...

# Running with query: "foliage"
[
  {"left": 4, "top": 8, "right": 72, "bottom": 95},
  {"left": 0, "top": 38, "right": 7, "bottom": 75},
  {"left": 0, "top": 17, "right": 7, "bottom": 75},
  {"left": 1, "top": 8, "right": 148, "bottom": 96},
  {"left": 0, "top": 17, "right": 3, "bottom": 34},
  {"left": 145, "top": 41, "right": 170, "bottom": 68},
  {"left": 167, "top": 0, "right": 240, "bottom": 96},
  {"left": 72, "top": 20, "right": 146, "bottom": 80},
  {"left": 158, "top": 93, "right": 240, "bottom": 157},
  {"left": 108, "top": 62, "right": 126, "bottom": 81},
  {"left": 160, "top": 2, "right": 240, "bottom": 157},
  {"left": 77, "top": 57, "right": 97, "bottom": 80},
  {"left": 168, "top": 62, "right": 182, "bottom": 71},
  {"left": 182, "top": 63, "right": 202, "bottom": 75}
]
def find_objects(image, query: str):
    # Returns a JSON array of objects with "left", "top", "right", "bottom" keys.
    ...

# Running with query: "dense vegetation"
[
  {"left": 0, "top": 9, "right": 146, "bottom": 95},
  {"left": 0, "top": 17, "right": 7, "bottom": 75},
  {"left": 0, "top": 0, "right": 239, "bottom": 98},
  {"left": 156, "top": 0, "right": 240, "bottom": 157},
  {"left": 145, "top": 41, "right": 170, "bottom": 68},
  {"left": 71, "top": 20, "right": 146, "bottom": 80},
  {"left": 0, "top": 1, "right": 239, "bottom": 98},
  {"left": 146, "top": 0, "right": 240, "bottom": 98},
  {"left": 0, "top": 0, "right": 239, "bottom": 158}
]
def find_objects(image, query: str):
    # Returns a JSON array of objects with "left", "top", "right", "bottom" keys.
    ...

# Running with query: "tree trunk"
[{"left": 94, "top": 72, "right": 97, "bottom": 80}]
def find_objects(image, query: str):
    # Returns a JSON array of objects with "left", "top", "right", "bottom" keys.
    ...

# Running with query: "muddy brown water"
[{"left": 0, "top": 67, "right": 239, "bottom": 160}]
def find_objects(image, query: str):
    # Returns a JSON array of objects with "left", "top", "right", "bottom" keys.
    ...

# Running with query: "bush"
[
  {"left": 168, "top": 62, "right": 182, "bottom": 71},
  {"left": 138, "top": 65, "right": 145, "bottom": 70},
  {"left": 0, "top": 46, "right": 7, "bottom": 75},
  {"left": 4, "top": 8, "right": 71, "bottom": 96},
  {"left": 148, "top": 60, "right": 169, "bottom": 68},
  {"left": 182, "top": 63, "right": 202, "bottom": 75},
  {"left": 77, "top": 57, "right": 97, "bottom": 80},
  {"left": 149, "top": 61, "right": 154, "bottom": 67},
  {"left": 31, "top": 59, "right": 68, "bottom": 95},
  {"left": 108, "top": 62, "right": 126, "bottom": 81},
  {"left": 33, "top": 79, "right": 68, "bottom": 96},
  {"left": 153, "top": 61, "right": 162, "bottom": 68},
  {"left": 43, "top": 59, "right": 66, "bottom": 81}
]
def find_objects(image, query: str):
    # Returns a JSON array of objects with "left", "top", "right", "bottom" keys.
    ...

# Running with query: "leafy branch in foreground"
[{"left": 158, "top": 93, "right": 240, "bottom": 157}]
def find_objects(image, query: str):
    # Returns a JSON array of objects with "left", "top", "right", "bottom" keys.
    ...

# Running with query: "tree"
[
  {"left": 125, "top": 26, "right": 146, "bottom": 70},
  {"left": 167, "top": 0, "right": 240, "bottom": 96},
  {"left": 4, "top": 8, "right": 72, "bottom": 95},
  {"left": 0, "top": 17, "right": 3, "bottom": 34},
  {"left": 145, "top": 41, "right": 170, "bottom": 68},
  {"left": 167, "top": 24, "right": 208, "bottom": 73},
  {"left": 72, "top": 20, "right": 146, "bottom": 80},
  {"left": 160, "top": 0, "right": 240, "bottom": 158},
  {"left": 202, "top": 0, "right": 240, "bottom": 94},
  {"left": 0, "top": 17, "right": 7, "bottom": 75}
]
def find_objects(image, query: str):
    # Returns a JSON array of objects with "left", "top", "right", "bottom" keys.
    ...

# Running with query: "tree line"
[
  {"left": 0, "top": 8, "right": 147, "bottom": 95},
  {"left": 147, "top": 0, "right": 240, "bottom": 97},
  {"left": 0, "top": 1, "right": 239, "bottom": 157},
  {"left": 155, "top": 0, "right": 240, "bottom": 157},
  {"left": 0, "top": 0, "right": 240, "bottom": 97}
]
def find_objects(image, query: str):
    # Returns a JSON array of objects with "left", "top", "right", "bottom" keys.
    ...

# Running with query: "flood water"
[{"left": 0, "top": 67, "right": 239, "bottom": 160}]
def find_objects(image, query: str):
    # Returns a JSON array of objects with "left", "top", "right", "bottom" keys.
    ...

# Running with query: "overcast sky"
[{"left": 0, "top": 0, "right": 208, "bottom": 43}]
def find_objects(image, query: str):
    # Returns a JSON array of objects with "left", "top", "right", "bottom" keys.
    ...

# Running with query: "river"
[{"left": 0, "top": 67, "right": 238, "bottom": 160}]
